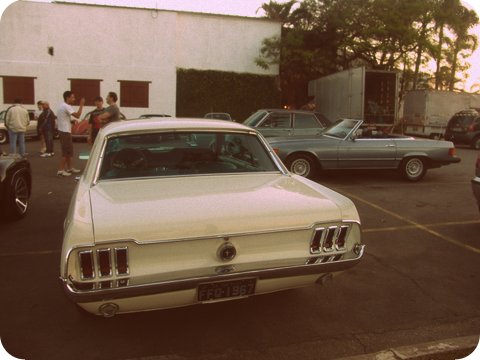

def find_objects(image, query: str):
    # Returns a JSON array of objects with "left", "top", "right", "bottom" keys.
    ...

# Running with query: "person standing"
[
  {"left": 35, "top": 100, "right": 46, "bottom": 154},
  {"left": 87, "top": 96, "right": 105, "bottom": 144},
  {"left": 56, "top": 91, "right": 85, "bottom": 176},
  {"left": 5, "top": 99, "right": 30, "bottom": 157},
  {"left": 97, "top": 92, "right": 120, "bottom": 125},
  {"left": 38, "top": 101, "right": 56, "bottom": 157}
]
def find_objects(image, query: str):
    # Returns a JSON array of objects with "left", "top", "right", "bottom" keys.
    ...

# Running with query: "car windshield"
[
  {"left": 205, "top": 113, "right": 231, "bottom": 120},
  {"left": 98, "top": 131, "right": 279, "bottom": 180},
  {"left": 243, "top": 110, "right": 268, "bottom": 127},
  {"left": 324, "top": 119, "right": 360, "bottom": 139}
]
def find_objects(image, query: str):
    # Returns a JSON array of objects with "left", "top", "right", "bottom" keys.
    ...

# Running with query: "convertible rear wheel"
[
  {"left": 0, "top": 130, "right": 8, "bottom": 144},
  {"left": 400, "top": 157, "right": 426, "bottom": 182},
  {"left": 286, "top": 154, "right": 317, "bottom": 179},
  {"left": 5, "top": 172, "right": 30, "bottom": 220}
]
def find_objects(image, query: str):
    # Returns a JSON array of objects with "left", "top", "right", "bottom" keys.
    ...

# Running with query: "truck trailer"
[
  {"left": 402, "top": 90, "right": 480, "bottom": 139},
  {"left": 308, "top": 67, "right": 400, "bottom": 125}
]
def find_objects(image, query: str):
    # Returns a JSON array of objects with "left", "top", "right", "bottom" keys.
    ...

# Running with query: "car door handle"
[{"left": 385, "top": 144, "right": 395, "bottom": 148}]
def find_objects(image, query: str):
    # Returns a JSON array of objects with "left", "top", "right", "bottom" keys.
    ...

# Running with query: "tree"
[
  {"left": 446, "top": 5, "right": 478, "bottom": 91},
  {"left": 255, "top": 0, "right": 479, "bottom": 108}
]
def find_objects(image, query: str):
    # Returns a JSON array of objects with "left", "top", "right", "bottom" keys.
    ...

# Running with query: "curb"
[{"left": 335, "top": 335, "right": 479, "bottom": 360}]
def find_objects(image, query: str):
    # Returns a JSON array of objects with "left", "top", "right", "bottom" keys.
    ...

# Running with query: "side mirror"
[
  {"left": 350, "top": 134, "right": 357, "bottom": 141},
  {"left": 79, "top": 151, "right": 90, "bottom": 160}
]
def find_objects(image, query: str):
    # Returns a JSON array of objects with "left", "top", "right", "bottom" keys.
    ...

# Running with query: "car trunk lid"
[{"left": 89, "top": 173, "right": 343, "bottom": 243}]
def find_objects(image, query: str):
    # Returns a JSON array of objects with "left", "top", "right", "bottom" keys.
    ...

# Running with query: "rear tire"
[
  {"left": 400, "top": 157, "right": 427, "bottom": 182},
  {"left": 0, "top": 130, "right": 8, "bottom": 144},
  {"left": 285, "top": 154, "right": 318, "bottom": 179}
]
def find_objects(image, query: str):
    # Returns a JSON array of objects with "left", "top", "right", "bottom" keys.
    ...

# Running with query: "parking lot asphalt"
[{"left": 0, "top": 139, "right": 479, "bottom": 360}]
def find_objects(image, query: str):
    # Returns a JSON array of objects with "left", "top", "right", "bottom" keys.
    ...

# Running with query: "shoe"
[
  {"left": 66, "top": 168, "right": 81, "bottom": 174},
  {"left": 57, "top": 170, "right": 72, "bottom": 177},
  {"left": 40, "top": 153, "right": 51, "bottom": 158}
]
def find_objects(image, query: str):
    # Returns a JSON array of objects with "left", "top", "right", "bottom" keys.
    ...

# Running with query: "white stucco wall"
[{"left": 0, "top": 1, "right": 280, "bottom": 117}]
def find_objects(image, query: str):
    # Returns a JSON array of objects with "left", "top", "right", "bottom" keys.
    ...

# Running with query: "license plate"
[
  {"left": 197, "top": 278, "right": 256, "bottom": 302},
  {"left": 452, "top": 127, "right": 464, "bottom": 132}
]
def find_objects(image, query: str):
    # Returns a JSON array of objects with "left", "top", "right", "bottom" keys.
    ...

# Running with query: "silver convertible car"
[
  {"left": 60, "top": 118, "right": 364, "bottom": 316},
  {"left": 268, "top": 119, "right": 461, "bottom": 181}
]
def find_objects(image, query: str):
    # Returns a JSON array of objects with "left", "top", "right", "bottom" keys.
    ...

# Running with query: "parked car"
[
  {"left": 204, "top": 113, "right": 233, "bottom": 121},
  {"left": 472, "top": 153, "right": 480, "bottom": 212},
  {"left": 244, "top": 109, "right": 331, "bottom": 137},
  {"left": 60, "top": 118, "right": 364, "bottom": 317},
  {"left": 0, "top": 155, "right": 31, "bottom": 221},
  {"left": 268, "top": 119, "right": 461, "bottom": 181},
  {"left": 72, "top": 110, "right": 126, "bottom": 141},
  {"left": 0, "top": 109, "right": 37, "bottom": 144},
  {"left": 444, "top": 109, "right": 480, "bottom": 149},
  {"left": 138, "top": 114, "right": 171, "bottom": 119}
]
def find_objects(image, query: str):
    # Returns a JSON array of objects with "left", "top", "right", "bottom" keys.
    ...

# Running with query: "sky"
[{"left": 1, "top": 0, "right": 480, "bottom": 91}]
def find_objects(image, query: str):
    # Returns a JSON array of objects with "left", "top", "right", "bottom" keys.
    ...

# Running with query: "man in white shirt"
[
  {"left": 5, "top": 99, "right": 30, "bottom": 157},
  {"left": 56, "top": 91, "right": 85, "bottom": 176}
]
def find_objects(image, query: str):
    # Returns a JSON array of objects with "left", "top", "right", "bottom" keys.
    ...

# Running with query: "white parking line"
[
  {"left": 339, "top": 190, "right": 480, "bottom": 255},
  {"left": 364, "top": 220, "right": 480, "bottom": 233}
]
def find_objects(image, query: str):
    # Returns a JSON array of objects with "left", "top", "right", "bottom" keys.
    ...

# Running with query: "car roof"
[{"left": 101, "top": 117, "right": 254, "bottom": 137}]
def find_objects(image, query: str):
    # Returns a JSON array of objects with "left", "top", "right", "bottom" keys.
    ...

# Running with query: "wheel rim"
[
  {"left": 290, "top": 158, "right": 311, "bottom": 177},
  {"left": 14, "top": 176, "right": 29, "bottom": 214},
  {"left": 405, "top": 158, "right": 423, "bottom": 178}
]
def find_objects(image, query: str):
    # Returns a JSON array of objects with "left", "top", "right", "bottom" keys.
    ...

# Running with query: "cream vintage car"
[{"left": 59, "top": 118, "right": 364, "bottom": 317}]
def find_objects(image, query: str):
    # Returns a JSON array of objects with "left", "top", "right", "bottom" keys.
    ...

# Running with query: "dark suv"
[{"left": 444, "top": 109, "right": 480, "bottom": 149}]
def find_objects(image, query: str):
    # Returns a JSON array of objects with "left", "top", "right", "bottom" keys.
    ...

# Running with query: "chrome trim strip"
[
  {"left": 60, "top": 245, "right": 365, "bottom": 303},
  {"left": 94, "top": 171, "right": 284, "bottom": 184}
]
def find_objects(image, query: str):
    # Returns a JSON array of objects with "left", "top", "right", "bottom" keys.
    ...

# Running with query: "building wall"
[{"left": 0, "top": 1, "right": 279, "bottom": 117}]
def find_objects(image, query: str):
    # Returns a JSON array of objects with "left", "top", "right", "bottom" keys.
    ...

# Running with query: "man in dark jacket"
[
  {"left": 39, "top": 102, "right": 56, "bottom": 157},
  {"left": 87, "top": 96, "right": 105, "bottom": 144}
]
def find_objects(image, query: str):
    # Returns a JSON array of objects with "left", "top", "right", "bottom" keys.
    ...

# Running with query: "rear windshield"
[
  {"left": 243, "top": 111, "right": 268, "bottom": 127},
  {"left": 98, "top": 131, "right": 279, "bottom": 180}
]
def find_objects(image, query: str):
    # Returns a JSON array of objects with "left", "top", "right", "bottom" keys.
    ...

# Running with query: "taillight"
[
  {"left": 79, "top": 250, "right": 94, "bottom": 279},
  {"left": 449, "top": 148, "right": 456, "bottom": 156},
  {"left": 310, "top": 228, "right": 324, "bottom": 253},
  {"left": 97, "top": 248, "right": 112, "bottom": 277},
  {"left": 115, "top": 247, "right": 129, "bottom": 275},
  {"left": 323, "top": 227, "right": 336, "bottom": 251},
  {"left": 468, "top": 124, "right": 475, "bottom": 132},
  {"left": 335, "top": 226, "right": 349, "bottom": 250}
]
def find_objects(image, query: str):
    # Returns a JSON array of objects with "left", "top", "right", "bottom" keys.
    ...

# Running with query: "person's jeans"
[
  {"left": 43, "top": 129, "right": 54, "bottom": 154},
  {"left": 8, "top": 130, "right": 26, "bottom": 156}
]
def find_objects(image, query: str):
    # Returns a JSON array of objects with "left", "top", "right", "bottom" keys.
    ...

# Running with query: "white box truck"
[
  {"left": 403, "top": 90, "right": 480, "bottom": 138},
  {"left": 308, "top": 67, "right": 400, "bottom": 125}
]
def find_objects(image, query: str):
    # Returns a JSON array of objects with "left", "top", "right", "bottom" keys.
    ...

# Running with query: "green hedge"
[{"left": 176, "top": 68, "right": 281, "bottom": 122}]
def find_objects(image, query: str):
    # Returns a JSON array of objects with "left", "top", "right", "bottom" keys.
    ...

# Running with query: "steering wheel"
[
  {"left": 224, "top": 140, "right": 241, "bottom": 155},
  {"left": 111, "top": 148, "right": 148, "bottom": 170}
]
